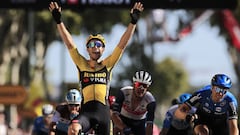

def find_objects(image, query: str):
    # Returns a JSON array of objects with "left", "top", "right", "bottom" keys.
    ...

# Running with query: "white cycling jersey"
[{"left": 118, "top": 86, "right": 155, "bottom": 120}]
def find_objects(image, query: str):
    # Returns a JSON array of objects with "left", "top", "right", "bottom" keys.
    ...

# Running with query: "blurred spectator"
[
  {"left": 32, "top": 104, "right": 54, "bottom": 135},
  {"left": 0, "top": 105, "right": 7, "bottom": 135}
]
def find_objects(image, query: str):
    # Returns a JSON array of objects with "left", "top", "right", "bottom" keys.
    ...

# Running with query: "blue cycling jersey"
[
  {"left": 185, "top": 85, "right": 238, "bottom": 120},
  {"left": 32, "top": 116, "right": 49, "bottom": 135},
  {"left": 162, "top": 104, "right": 196, "bottom": 130}
]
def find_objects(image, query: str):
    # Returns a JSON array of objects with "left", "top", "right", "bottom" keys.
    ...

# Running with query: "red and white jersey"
[{"left": 117, "top": 86, "right": 156, "bottom": 120}]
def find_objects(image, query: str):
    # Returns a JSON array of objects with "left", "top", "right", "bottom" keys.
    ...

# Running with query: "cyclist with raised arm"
[
  {"left": 160, "top": 93, "right": 196, "bottom": 135},
  {"left": 49, "top": 89, "right": 82, "bottom": 135},
  {"left": 32, "top": 104, "right": 55, "bottom": 135},
  {"left": 111, "top": 71, "right": 156, "bottom": 135},
  {"left": 49, "top": 1, "right": 144, "bottom": 134},
  {"left": 179, "top": 74, "right": 239, "bottom": 135}
]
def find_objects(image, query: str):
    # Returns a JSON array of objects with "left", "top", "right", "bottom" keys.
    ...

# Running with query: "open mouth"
[{"left": 137, "top": 91, "right": 144, "bottom": 96}]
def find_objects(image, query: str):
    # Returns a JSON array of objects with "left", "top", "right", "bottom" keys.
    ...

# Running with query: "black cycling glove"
[
  {"left": 52, "top": 8, "right": 62, "bottom": 24},
  {"left": 185, "top": 113, "right": 193, "bottom": 123},
  {"left": 130, "top": 9, "right": 141, "bottom": 24},
  {"left": 123, "top": 127, "right": 132, "bottom": 135}
]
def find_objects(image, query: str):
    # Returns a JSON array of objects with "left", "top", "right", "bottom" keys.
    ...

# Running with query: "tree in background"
[{"left": 153, "top": 57, "right": 189, "bottom": 104}]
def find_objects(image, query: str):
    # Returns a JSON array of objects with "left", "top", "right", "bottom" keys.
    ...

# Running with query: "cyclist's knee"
[{"left": 194, "top": 124, "right": 209, "bottom": 135}]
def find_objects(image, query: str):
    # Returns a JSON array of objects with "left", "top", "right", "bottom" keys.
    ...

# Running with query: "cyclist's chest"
[
  {"left": 199, "top": 97, "right": 228, "bottom": 115},
  {"left": 122, "top": 94, "right": 148, "bottom": 113},
  {"left": 79, "top": 67, "right": 110, "bottom": 86}
]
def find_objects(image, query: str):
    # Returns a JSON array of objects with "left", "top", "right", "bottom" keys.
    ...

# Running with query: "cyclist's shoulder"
[
  {"left": 224, "top": 92, "right": 238, "bottom": 104},
  {"left": 145, "top": 91, "right": 156, "bottom": 102},
  {"left": 145, "top": 91, "right": 154, "bottom": 97},
  {"left": 120, "top": 86, "right": 133, "bottom": 91},
  {"left": 194, "top": 85, "right": 211, "bottom": 95},
  {"left": 168, "top": 104, "right": 179, "bottom": 112},
  {"left": 33, "top": 116, "right": 44, "bottom": 125},
  {"left": 56, "top": 103, "right": 68, "bottom": 111}
]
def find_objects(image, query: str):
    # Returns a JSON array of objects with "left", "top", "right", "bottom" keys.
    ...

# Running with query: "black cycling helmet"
[{"left": 211, "top": 74, "right": 232, "bottom": 89}]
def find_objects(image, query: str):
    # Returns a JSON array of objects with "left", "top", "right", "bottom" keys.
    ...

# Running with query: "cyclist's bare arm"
[
  {"left": 229, "top": 119, "right": 239, "bottom": 135},
  {"left": 111, "top": 113, "right": 127, "bottom": 130},
  {"left": 159, "top": 128, "right": 169, "bottom": 135},
  {"left": 57, "top": 23, "right": 77, "bottom": 50},
  {"left": 49, "top": 122, "right": 57, "bottom": 135},
  {"left": 116, "top": 23, "right": 136, "bottom": 50},
  {"left": 145, "top": 123, "right": 153, "bottom": 135},
  {"left": 49, "top": 2, "right": 77, "bottom": 50},
  {"left": 117, "top": 2, "right": 144, "bottom": 50}
]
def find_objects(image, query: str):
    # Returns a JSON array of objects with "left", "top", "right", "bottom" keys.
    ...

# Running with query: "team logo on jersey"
[
  {"left": 215, "top": 107, "right": 222, "bottom": 112},
  {"left": 166, "top": 114, "right": 171, "bottom": 121},
  {"left": 203, "top": 107, "right": 211, "bottom": 113},
  {"left": 189, "top": 93, "right": 201, "bottom": 103},
  {"left": 83, "top": 72, "right": 107, "bottom": 83},
  {"left": 204, "top": 102, "right": 209, "bottom": 107},
  {"left": 229, "top": 102, "right": 237, "bottom": 115},
  {"left": 83, "top": 77, "right": 90, "bottom": 83},
  {"left": 80, "top": 67, "right": 109, "bottom": 89},
  {"left": 220, "top": 100, "right": 226, "bottom": 106}
]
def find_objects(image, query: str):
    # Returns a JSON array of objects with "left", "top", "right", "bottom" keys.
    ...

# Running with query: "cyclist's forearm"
[
  {"left": 145, "top": 123, "right": 153, "bottom": 135},
  {"left": 57, "top": 23, "right": 77, "bottom": 49},
  {"left": 117, "top": 23, "right": 136, "bottom": 50},
  {"left": 49, "top": 122, "right": 57, "bottom": 135},
  {"left": 229, "top": 119, "right": 239, "bottom": 135},
  {"left": 111, "top": 113, "right": 126, "bottom": 130}
]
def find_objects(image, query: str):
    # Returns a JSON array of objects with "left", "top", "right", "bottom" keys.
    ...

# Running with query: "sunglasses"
[
  {"left": 180, "top": 106, "right": 188, "bottom": 113},
  {"left": 43, "top": 115, "right": 53, "bottom": 119},
  {"left": 87, "top": 40, "right": 104, "bottom": 48},
  {"left": 68, "top": 104, "right": 80, "bottom": 107},
  {"left": 134, "top": 82, "right": 149, "bottom": 89},
  {"left": 215, "top": 87, "right": 228, "bottom": 95}
]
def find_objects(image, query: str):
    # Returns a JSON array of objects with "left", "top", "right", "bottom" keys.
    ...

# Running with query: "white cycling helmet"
[
  {"left": 65, "top": 89, "right": 82, "bottom": 104},
  {"left": 42, "top": 104, "right": 54, "bottom": 115},
  {"left": 132, "top": 70, "right": 152, "bottom": 85}
]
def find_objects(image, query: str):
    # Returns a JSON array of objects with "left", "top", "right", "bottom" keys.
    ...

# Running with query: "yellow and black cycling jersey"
[{"left": 69, "top": 46, "right": 123, "bottom": 105}]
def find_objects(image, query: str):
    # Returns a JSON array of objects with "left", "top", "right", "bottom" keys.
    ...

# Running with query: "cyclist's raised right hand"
[{"left": 49, "top": 1, "right": 62, "bottom": 24}]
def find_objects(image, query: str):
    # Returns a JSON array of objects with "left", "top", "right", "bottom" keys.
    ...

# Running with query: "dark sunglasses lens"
[
  {"left": 69, "top": 104, "right": 79, "bottom": 107},
  {"left": 95, "top": 41, "right": 103, "bottom": 47},
  {"left": 215, "top": 87, "right": 227, "bottom": 94}
]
